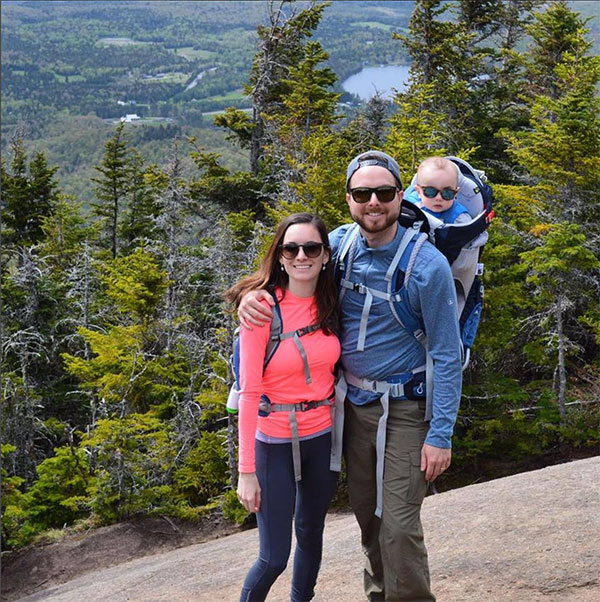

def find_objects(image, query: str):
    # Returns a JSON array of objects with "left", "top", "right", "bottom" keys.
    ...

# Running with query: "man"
[{"left": 239, "top": 151, "right": 462, "bottom": 601}]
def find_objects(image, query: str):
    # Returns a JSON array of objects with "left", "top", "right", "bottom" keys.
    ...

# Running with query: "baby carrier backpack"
[{"left": 401, "top": 156, "right": 494, "bottom": 368}]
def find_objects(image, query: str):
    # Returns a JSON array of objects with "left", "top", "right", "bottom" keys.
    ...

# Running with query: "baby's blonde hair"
[{"left": 417, "top": 157, "right": 459, "bottom": 187}]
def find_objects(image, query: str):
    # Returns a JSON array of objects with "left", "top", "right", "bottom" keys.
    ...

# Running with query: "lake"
[{"left": 342, "top": 64, "right": 411, "bottom": 101}]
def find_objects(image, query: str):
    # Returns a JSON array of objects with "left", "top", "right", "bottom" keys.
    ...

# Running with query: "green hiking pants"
[{"left": 345, "top": 398, "right": 435, "bottom": 602}]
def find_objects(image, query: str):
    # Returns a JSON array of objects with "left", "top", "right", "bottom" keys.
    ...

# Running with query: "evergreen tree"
[
  {"left": 343, "top": 92, "right": 390, "bottom": 152},
  {"left": 277, "top": 40, "right": 339, "bottom": 139},
  {"left": 214, "top": 0, "right": 329, "bottom": 175},
  {"left": 91, "top": 123, "right": 131, "bottom": 259},
  {"left": 187, "top": 143, "right": 264, "bottom": 216},
  {"left": 1, "top": 140, "right": 59, "bottom": 248},
  {"left": 386, "top": 80, "right": 447, "bottom": 178},
  {"left": 522, "top": 0, "right": 591, "bottom": 100},
  {"left": 500, "top": 4, "right": 600, "bottom": 416},
  {"left": 120, "top": 151, "right": 161, "bottom": 252},
  {"left": 40, "top": 196, "right": 91, "bottom": 276}
]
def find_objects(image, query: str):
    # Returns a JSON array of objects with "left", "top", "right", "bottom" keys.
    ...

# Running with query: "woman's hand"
[
  {"left": 239, "top": 289, "right": 274, "bottom": 329},
  {"left": 237, "top": 472, "right": 261, "bottom": 513}
]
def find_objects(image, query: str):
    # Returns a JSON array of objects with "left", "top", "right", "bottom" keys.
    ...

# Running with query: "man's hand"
[
  {"left": 420, "top": 442, "right": 451, "bottom": 482},
  {"left": 237, "top": 472, "right": 261, "bottom": 513},
  {"left": 238, "top": 289, "right": 274, "bottom": 329}
]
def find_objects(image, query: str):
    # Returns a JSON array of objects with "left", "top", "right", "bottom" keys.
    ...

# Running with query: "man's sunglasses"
[
  {"left": 421, "top": 186, "right": 458, "bottom": 201},
  {"left": 349, "top": 186, "right": 398, "bottom": 204},
  {"left": 280, "top": 242, "right": 326, "bottom": 259}
]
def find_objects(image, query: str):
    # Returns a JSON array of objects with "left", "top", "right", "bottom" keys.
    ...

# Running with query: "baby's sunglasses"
[
  {"left": 349, "top": 186, "right": 398, "bottom": 204},
  {"left": 280, "top": 242, "right": 326, "bottom": 259},
  {"left": 420, "top": 186, "right": 458, "bottom": 201}
]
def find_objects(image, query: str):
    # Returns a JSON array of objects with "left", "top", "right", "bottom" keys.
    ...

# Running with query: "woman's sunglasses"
[
  {"left": 349, "top": 186, "right": 398, "bottom": 204},
  {"left": 280, "top": 242, "right": 326, "bottom": 259},
  {"left": 421, "top": 186, "right": 458, "bottom": 201}
]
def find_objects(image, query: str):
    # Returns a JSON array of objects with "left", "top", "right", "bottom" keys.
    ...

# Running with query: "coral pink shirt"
[{"left": 238, "top": 288, "right": 340, "bottom": 473}]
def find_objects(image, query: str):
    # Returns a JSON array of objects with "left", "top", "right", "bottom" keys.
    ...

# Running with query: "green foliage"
[
  {"left": 39, "top": 195, "right": 94, "bottom": 273},
  {"left": 278, "top": 40, "right": 340, "bottom": 139},
  {"left": 1, "top": 139, "right": 59, "bottom": 246},
  {"left": 82, "top": 414, "right": 177, "bottom": 523},
  {"left": 63, "top": 327, "right": 190, "bottom": 414},
  {"left": 102, "top": 247, "right": 169, "bottom": 323},
  {"left": 91, "top": 123, "right": 136, "bottom": 258},
  {"left": 281, "top": 128, "right": 352, "bottom": 229},
  {"left": 520, "top": 224, "right": 599, "bottom": 290},
  {"left": 16, "top": 447, "right": 91, "bottom": 539},
  {"left": 456, "top": 377, "right": 553, "bottom": 463},
  {"left": 173, "top": 431, "right": 228, "bottom": 506},
  {"left": 221, "top": 488, "right": 250, "bottom": 525},
  {"left": 386, "top": 80, "right": 447, "bottom": 176},
  {"left": 213, "top": 107, "right": 254, "bottom": 149},
  {"left": 1, "top": 444, "right": 27, "bottom": 547},
  {"left": 188, "top": 149, "right": 264, "bottom": 215}
]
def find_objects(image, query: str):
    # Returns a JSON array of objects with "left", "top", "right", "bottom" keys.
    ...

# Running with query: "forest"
[{"left": 1, "top": 0, "right": 599, "bottom": 551}]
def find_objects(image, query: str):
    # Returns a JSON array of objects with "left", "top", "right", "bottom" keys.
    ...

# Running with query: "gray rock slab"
[{"left": 17, "top": 456, "right": 600, "bottom": 602}]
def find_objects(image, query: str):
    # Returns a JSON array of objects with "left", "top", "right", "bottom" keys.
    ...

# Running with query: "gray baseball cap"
[{"left": 345, "top": 150, "right": 403, "bottom": 191}]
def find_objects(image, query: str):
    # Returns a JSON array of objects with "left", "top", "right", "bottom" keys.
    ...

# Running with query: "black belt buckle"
[
  {"left": 302, "top": 400, "right": 318, "bottom": 411},
  {"left": 296, "top": 326, "right": 312, "bottom": 337}
]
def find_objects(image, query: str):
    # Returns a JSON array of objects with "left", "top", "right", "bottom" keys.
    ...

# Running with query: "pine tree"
[
  {"left": 1, "top": 140, "right": 59, "bottom": 248},
  {"left": 386, "top": 80, "right": 447, "bottom": 178},
  {"left": 214, "top": 0, "right": 329, "bottom": 175},
  {"left": 522, "top": 0, "right": 591, "bottom": 100},
  {"left": 120, "top": 151, "right": 161, "bottom": 252},
  {"left": 277, "top": 40, "right": 339, "bottom": 140},
  {"left": 343, "top": 92, "right": 390, "bottom": 152},
  {"left": 91, "top": 123, "right": 131, "bottom": 259},
  {"left": 501, "top": 3, "right": 600, "bottom": 416}
]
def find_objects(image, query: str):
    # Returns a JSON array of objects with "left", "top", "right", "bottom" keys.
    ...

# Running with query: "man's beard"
[{"left": 349, "top": 208, "right": 399, "bottom": 234}]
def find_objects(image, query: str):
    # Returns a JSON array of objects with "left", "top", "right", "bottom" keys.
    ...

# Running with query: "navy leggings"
[{"left": 240, "top": 432, "right": 337, "bottom": 602}]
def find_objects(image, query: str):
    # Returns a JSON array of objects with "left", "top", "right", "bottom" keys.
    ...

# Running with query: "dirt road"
[{"left": 14, "top": 457, "right": 600, "bottom": 602}]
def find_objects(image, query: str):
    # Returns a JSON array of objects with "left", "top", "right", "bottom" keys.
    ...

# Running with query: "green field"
[
  {"left": 352, "top": 21, "right": 394, "bottom": 31},
  {"left": 175, "top": 47, "right": 218, "bottom": 61},
  {"left": 141, "top": 72, "right": 190, "bottom": 84},
  {"left": 204, "top": 90, "right": 248, "bottom": 103},
  {"left": 96, "top": 37, "right": 149, "bottom": 46}
]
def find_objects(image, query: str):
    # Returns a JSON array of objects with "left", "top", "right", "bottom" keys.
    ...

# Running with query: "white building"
[{"left": 120, "top": 114, "right": 141, "bottom": 123}]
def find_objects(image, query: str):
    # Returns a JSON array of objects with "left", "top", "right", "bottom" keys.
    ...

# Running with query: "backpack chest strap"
[
  {"left": 274, "top": 323, "right": 320, "bottom": 384},
  {"left": 339, "top": 227, "right": 422, "bottom": 352}
]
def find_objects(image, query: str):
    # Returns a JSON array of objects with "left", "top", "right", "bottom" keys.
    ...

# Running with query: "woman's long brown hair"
[{"left": 225, "top": 213, "right": 340, "bottom": 335}]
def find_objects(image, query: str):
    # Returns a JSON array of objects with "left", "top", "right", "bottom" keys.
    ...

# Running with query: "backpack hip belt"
[
  {"left": 344, "top": 369, "right": 421, "bottom": 398},
  {"left": 344, "top": 366, "right": 426, "bottom": 518},
  {"left": 259, "top": 393, "right": 335, "bottom": 482}
]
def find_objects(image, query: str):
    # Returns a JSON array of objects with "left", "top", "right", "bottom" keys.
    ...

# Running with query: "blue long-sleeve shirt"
[{"left": 330, "top": 223, "right": 462, "bottom": 448}]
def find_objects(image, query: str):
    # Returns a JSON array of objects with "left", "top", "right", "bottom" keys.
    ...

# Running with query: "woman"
[{"left": 225, "top": 213, "right": 341, "bottom": 602}]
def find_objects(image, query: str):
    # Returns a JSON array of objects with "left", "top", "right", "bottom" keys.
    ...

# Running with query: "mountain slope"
[{"left": 8, "top": 456, "right": 599, "bottom": 602}]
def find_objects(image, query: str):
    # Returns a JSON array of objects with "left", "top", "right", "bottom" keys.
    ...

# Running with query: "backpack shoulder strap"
[
  {"left": 335, "top": 224, "right": 360, "bottom": 298},
  {"left": 264, "top": 290, "right": 282, "bottom": 370},
  {"left": 263, "top": 290, "right": 319, "bottom": 385}
]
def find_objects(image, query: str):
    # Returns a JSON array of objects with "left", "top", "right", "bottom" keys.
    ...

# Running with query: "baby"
[{"left": 407, "top": 156, "right": 471, "bottom": 224}]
